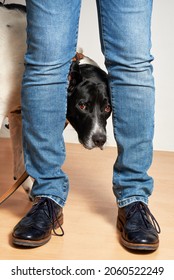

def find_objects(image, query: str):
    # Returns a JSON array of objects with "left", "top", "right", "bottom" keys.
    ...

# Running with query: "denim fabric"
[
  {"left": 22, "top": 0, "right": 82, "bottom": 206},
  {"left": 22, "top": 0, "right": 154, "bottom": 208},
  {"left": 96, "top": 0, "right": 155, "bottom": 207}
]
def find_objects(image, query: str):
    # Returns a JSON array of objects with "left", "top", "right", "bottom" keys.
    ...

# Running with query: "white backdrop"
[{"left": 1, "top": 0, "right": 174, "bottom": 152}]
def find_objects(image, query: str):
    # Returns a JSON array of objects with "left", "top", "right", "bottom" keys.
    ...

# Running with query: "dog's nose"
[{"left": 92, "top": 133, "right": 106, "bottom": 148}]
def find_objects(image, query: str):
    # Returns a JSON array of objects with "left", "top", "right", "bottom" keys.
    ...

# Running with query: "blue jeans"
[{"left": 22, "top": 0, "right": 154, "bottom": 208}]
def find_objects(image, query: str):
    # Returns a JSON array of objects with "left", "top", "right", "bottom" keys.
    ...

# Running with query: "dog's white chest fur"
[{"left": 0, "top": 8, "right": 26, "bottom": 118}]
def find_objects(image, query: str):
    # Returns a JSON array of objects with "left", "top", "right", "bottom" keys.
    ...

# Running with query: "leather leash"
[{"left": 0, "top": 171, "right": 29, "bottom": 205}]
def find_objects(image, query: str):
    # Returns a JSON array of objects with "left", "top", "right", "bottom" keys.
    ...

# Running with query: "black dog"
[{"left": 67, "top": 53, "right": 112, "bottom": 149}]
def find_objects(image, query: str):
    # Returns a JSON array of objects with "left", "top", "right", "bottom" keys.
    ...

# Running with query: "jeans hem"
[
  {"left": 35, "top": 195, "right": 66, "bottom": 208},
  {"left": 117, "top": 197, "right": 148, "bottom": 208}
]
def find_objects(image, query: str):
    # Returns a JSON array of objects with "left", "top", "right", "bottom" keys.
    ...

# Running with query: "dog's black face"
[{"left": 67, "top": 62, "right": 111, "bottom": 149}]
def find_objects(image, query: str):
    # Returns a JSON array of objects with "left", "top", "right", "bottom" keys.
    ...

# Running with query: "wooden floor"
[{"left": 0, "top": 138, "right": 174, "bottom": 260}]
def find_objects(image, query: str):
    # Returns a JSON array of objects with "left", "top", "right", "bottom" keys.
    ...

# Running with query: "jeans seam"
[{"left": 72, "top": 0, "right": 82, "bottom": 56}]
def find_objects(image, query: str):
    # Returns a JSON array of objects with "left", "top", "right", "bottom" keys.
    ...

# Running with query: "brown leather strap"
[{"left": 0, "top": 171, "right": 29, "bottom": 205}]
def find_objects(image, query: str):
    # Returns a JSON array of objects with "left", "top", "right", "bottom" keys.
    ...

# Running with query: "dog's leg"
[{"left": 8, "top": 107, "right": 33, "bottom": 200}]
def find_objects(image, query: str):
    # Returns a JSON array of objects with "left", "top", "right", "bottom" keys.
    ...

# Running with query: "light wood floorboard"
[{"left": 0, "top": 138, "right": 174, "bottom": 260}]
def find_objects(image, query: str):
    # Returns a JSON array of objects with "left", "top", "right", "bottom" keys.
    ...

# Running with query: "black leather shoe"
[
  {"left": 117, "top": 201, "right": 160, "bottom": 251},
  {"left": 12, "top": 197, "right": 64, "bottom": 247}
]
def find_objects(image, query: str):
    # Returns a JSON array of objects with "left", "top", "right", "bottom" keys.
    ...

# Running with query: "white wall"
[
  {"left": 151, "top": 1, "right": 174, "bottom": 152},
  {"left": 1, "top": 0, "right": 174, "bottom": 151}
]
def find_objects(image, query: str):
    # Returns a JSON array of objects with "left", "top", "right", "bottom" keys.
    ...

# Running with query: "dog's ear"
[{"left": 68, "top": 61, "right": 82, "bottom": 96}]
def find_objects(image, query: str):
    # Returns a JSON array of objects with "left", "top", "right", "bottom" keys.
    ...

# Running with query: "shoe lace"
[
  {"left": 32, "top": 197, "right": 64, "bottom": 236},
  {"left": 127, "top": 202, "right": 161, "bottom": 234}
]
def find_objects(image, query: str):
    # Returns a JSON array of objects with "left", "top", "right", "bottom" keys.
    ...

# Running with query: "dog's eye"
[
  {"left": 104, "top": 105, "right": 111, "bottom": 113},
  {"left": 79, "top": 104, "right": 86, "bottom": 110}
]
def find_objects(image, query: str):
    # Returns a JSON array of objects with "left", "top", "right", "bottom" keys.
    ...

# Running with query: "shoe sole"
[
  {"left": 117, "top": 219, "right": 159, "bottom": 251},
  {"left": 12, "top": 213, "right": 63, "bottom": 248}
]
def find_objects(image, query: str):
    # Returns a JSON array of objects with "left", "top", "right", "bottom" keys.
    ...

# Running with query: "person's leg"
[
  {"left": 97, "top": 0, "right": 160, "bottom": 250},
  {"left": 12, "top": 0, "right": 81, "bottom": 247},
  {"left": 22, "top": 0, "right": 81, "bottom": 207}
]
